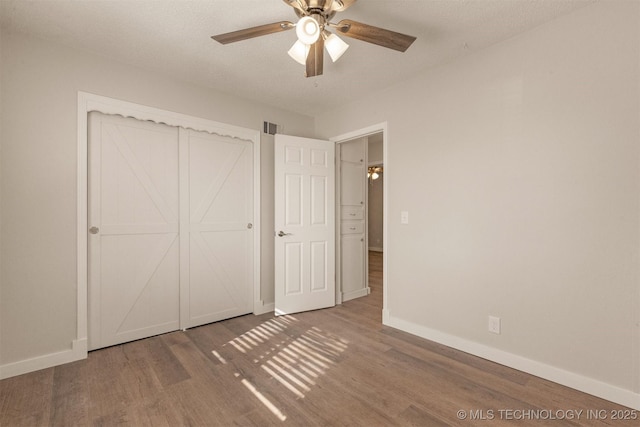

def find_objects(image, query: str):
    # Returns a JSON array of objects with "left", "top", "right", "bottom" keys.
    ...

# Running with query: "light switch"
[{"left": 400, "top": 211, "right": 409, "bottom": 224}]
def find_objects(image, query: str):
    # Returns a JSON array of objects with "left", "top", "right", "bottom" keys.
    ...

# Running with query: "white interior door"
[
  {"left": 181, "top": 129, "right": 254, "bottom": 328},
  {"left": 88, "top": 112, "right": 180, "bottom": 350},
  {"left": 274, "top": 134, "right": 335, "bottom": 315}
]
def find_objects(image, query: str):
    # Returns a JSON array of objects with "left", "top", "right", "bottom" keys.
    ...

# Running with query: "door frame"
[
  {"left": 76, "top": 91, "right": 261, "bottom": 357},
  {"left": 330, "top": 122, "right": 388, "bottom": 313}
]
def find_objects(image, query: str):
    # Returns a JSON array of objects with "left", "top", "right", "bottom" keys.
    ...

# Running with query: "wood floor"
[{"left": 1, "top": 251, "right": 636, "bottom": 426}]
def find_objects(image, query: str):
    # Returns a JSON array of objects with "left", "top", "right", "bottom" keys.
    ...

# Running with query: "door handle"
[
  {"left": 89, "top": 226, "right": 99, "bottom": 235},
  {"left": 277, "top": 231, "right": 292, "bottom": 237}
]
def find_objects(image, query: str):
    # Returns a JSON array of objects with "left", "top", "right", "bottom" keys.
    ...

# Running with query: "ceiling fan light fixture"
[
  {"left": 296, "top": 16, "right": 321, "bottom": 45},
  {"left": 288, "top": 40, "right": 309, "bottom": 65},
  {"left": 368, "top": 166, "right": 383, "bottom": 181},
  {"left": 211, "top": 1, "right": 417, "bottom": 78},
  {"left": 323, "top": 32, "right": 349, "bottom": 62}
]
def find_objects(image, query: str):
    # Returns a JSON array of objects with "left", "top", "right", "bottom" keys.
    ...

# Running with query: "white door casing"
[
  {"left": 88, "top": 113, "right": 180, "bottom": 350},
  {"left": 274, "top": 134, "right": 335, "bottom": 315}
]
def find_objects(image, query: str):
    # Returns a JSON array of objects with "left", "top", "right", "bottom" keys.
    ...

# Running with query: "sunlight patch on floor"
[
  {"left": 214, "top": 315, "right": 349, "bottom": 422},
  {"left": 211, "top": 350, "right": 227, "bottom": 364},
  {"left": 241, "top": 378, "right": 287, "bottom": 422}
]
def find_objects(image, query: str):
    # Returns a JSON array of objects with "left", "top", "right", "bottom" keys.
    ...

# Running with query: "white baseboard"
[
  {"left": 384, "top": 313, "right": 640, "bottom": 410},
  {"left": 368, "top": 247, "right": 383, "bottom": 252},
  {"left": 342, "top": 287, "right": 370, "bottom": 302},
  {"left": 254, "top": 300, "right": 275, "bottom": 315},
  {"left": 0, "top": 339, "right": 87, "bottom": 380}
]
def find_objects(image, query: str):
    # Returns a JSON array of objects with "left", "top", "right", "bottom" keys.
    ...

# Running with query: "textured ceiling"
[{"left": 0, "top": 0, "right": 592, "bottom": 116}]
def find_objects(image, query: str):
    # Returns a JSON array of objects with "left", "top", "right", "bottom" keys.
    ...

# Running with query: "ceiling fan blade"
[
  {"left": 333, "top": 19, "right": 416, "bottom": 52},
  {"left": 330, "top": 0, "right": 357, "bottom": 12},
  {"left": 212, "top": 21, "right": 294, "bottom": 45},
  {"left": 305, "top": 38, "right": 324, "bottom": 78}
]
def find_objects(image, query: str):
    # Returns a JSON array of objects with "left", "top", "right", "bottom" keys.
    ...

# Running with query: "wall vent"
[{"left": 263, "top": 121, "right": 279, "bottom": 135}]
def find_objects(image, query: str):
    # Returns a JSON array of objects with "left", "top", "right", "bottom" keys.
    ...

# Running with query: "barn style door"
[
  {"left": 180, "top": 129, "right": 254, "bottom": 329},
  {"left": 88, "top": 112, "right": 254, "bottom": 350}
]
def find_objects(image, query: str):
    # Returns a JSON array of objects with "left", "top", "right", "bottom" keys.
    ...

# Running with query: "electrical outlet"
[
  {"left": 488, "top": 316, "right": 501, "bottom": 334},
  {"left": 400, "top": 211, "right": 409, "bottom": 224}
]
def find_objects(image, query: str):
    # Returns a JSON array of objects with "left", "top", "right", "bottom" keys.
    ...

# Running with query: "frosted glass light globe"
[
  {"left": 324, "top": 33, "right": 349, "bottom": 62},
  {"left": 296, "top": 16, "right": 320, "bottom": 45},
  {"left": 288, "top": 40, "right": 309, "bottom": 65}
]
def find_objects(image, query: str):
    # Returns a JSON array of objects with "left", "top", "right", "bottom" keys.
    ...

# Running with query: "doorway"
[
  {"left": 332, "top": 123, "right": 387, "bottom": 315},
  {"left": 272, "top": 126, "right": 387, "bottom": 317}
]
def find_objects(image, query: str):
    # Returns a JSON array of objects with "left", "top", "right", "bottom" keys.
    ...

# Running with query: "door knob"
[
  {"left": 89, "top": 226, "right": 99, "bottom": 235},
  {"left": 277, "top": 231, "right": 292, "bottom": 237}
]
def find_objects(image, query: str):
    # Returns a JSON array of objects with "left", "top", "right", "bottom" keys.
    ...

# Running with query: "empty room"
[{"left": 1, "top": 0, "right": 639, "bottom": 425}]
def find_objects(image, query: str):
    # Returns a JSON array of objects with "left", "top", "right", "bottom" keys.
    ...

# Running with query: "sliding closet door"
[
  {"left": 88, "top": 112, "right": 180, "bottom": 350},
  {"left": 181, "top": 129, "right": 254, "bottom": 329},
  {"left": 88, "top": 113, "right": 255, "bottom": 350}
]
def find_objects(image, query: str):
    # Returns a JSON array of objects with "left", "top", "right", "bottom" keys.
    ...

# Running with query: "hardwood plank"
[
  {"left": 163, "top": 377, "right": 238, "bottom": 426},
  {"left": 50, "top": 359, "right": 89, "bottom": 427},
  {"left": 0, "top": 368, "right": 53, "bottom": 426},
  {"left": 143, "top": 335, "right": 191, "bottom": 387},
  {"left": 86, "top": 343, "right": 164, "bottom": 422},
  {"left": 158, "top": 329, "right": 190, "bottom": 347},
  {"left": 397, "top": 404, "right": 450, "bottom": 427},
  {"left": 92, "top": 390, "right": 183, "bottom": 427},
  {"left": 381, "top": 326, "right": 532, "bottom": 386}
]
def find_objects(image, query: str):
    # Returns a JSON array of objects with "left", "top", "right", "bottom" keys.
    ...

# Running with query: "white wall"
[
  {"left": 368, "top": 133, "right": 383, "bottom": 165},
  {"left": 0, "top": 31, "right": 314, "bottom": 368},
  {"left": 316, "top": 1, "right": 640, "bottom": 407}
]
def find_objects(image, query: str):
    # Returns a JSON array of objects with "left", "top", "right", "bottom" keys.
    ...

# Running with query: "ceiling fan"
[{"left": 211, "top": 0, "right": 417, "bottom": 78}]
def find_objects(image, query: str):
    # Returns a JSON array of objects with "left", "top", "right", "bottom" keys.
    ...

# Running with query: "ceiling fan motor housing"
[{"left": 293, "top": 0, "right": 337, "bottom": 20}]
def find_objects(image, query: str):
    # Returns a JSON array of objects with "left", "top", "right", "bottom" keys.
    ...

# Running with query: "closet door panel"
[
  {"left": 88, "top": 112, "right": 180, "bottom": 350},
  {"left": 183, "top": 130, "right": 253, "bottom": 328}
]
